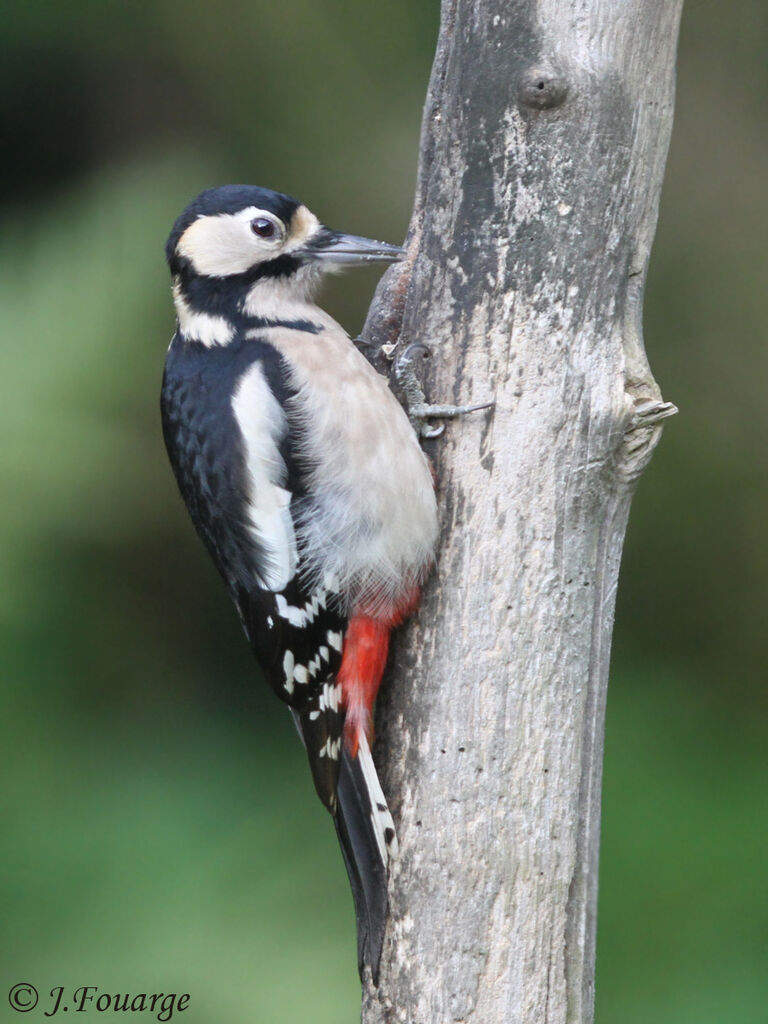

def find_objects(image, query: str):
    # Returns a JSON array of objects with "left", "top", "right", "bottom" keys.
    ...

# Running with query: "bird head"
[{"left": 166, "top": 185, "right": 403, "bottom": 323}]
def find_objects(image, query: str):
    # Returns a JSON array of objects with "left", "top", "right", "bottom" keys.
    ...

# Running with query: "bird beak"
[{"left": 302, "top": 229, "right": 405, "bottom": 265}]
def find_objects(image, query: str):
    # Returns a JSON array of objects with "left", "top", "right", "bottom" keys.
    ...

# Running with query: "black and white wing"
[
  {"left": 162, "top": 329, "right": 389, "bottom": 977},
  {"left": 162, "top": 333, "right": 348, "bottom": 801}
]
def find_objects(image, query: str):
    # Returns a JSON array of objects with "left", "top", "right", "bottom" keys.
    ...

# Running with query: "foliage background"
[{"left": 1, "top": 3, "right": 765, "bottom": 1022}]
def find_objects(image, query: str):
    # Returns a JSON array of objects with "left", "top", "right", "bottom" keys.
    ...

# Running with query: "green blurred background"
[{"left": 0, "top": 3, "right": 765, "bottom": 1022}]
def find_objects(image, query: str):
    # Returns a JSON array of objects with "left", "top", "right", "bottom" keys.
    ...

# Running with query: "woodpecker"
[{"left": 160, "top": 185, "right": 438, "bottom": 980}]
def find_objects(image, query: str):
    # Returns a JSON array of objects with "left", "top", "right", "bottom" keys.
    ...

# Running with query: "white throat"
[{"left": 242, "top": 265, "right": 326, "bottom": 321}]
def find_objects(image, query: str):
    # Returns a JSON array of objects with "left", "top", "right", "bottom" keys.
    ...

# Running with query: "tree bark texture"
[{"left": 359, "top": 1, "right": 683, "bottom": 1022}]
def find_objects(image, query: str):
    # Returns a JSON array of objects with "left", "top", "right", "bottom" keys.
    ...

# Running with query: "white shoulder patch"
[{"left": 231, "top": 362, "right": 298, "bottom": 591}]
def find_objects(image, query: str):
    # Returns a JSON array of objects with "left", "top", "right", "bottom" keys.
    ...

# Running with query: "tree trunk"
[{"left": 359, "top": 0, "right": 683, "bottom": 1021}]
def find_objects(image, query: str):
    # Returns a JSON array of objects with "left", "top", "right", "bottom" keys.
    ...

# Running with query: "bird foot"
[{"left": 394, "top": 343, "right": 494, "bottom": 439}]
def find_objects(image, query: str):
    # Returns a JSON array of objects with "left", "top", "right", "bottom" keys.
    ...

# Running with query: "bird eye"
[{"left": 251, "top": 217, "right": 280, "bottom": 240}]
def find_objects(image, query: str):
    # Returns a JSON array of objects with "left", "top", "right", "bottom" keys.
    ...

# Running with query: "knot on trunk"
[
  {"left": 616, "top": 393, "right": 678, "bottom": 485},
  {"left": 517, "top": 67, "right": 569, "bottom": 110}
]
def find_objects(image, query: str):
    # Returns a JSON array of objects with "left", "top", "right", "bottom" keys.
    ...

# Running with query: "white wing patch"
[
  {"left": 293, "top": 663, "right": 309, "bottom": 684},
  {"left": 282, "top": 650, "right": 295, "bottom": 693},
  {"left": 232, "top": 363, "right": 298, "bottom": 591},
  {"left": 318, "top": 737, "right": 341, "bottom": 760},
  {"left": 318, "top": 681, "right": 341, "bottom": 712},
  {"left": 275, "top": 589, "right": 326, "bottom": 627}
]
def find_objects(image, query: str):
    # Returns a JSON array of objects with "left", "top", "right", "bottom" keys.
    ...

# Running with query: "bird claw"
[
  {"left": 408, "top": 401, "right": 496, "bottom": 438},
  {"left": 400, "top": 342, "right": 433, "bottom": 362},
  {"left": 394, "top": 344, "right": 494, "bottom": 438}
]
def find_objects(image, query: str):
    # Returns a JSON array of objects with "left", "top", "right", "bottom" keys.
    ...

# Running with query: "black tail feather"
[
  {"left": 335, "top": 745, "right": 388, "bottom": 982},
  {"left": 291, "top": 710, "right": 391, "bottom": 983}
]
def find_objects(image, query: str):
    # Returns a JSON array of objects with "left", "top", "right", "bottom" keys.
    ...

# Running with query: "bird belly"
[{"left": 264, "top": 323, "right": 439, "bottom": 617}]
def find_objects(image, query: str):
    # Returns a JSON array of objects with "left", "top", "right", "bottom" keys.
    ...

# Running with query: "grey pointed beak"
[{"left": 304, "top": 229, "right": 404, "bottom": 265}]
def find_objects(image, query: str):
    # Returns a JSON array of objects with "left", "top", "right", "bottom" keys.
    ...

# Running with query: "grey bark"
[{"left": 358, "top": 0, "right": 683, "bottom": 1022}]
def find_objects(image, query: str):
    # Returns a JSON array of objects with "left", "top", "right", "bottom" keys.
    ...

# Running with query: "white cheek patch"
[{"left": 178, "top": 208, "right": 283, "bottom": 277}]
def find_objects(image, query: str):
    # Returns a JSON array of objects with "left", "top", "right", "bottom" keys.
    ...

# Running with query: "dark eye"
[{"left": 251, "top": 217, "right": 278, "bottom": 240}]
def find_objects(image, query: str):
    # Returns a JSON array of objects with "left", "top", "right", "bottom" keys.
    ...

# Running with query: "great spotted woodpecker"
[{"left": 160, "top": 185, "right": 438, "bottom": 979}]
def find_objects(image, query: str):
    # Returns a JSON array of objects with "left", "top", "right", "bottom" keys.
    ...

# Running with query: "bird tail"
[
  {"left": 290, "top": 711, "right": 397, "bottom": 983},
  {"left": 334, "top": 731, "right": 397, "bottom": 983}
]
